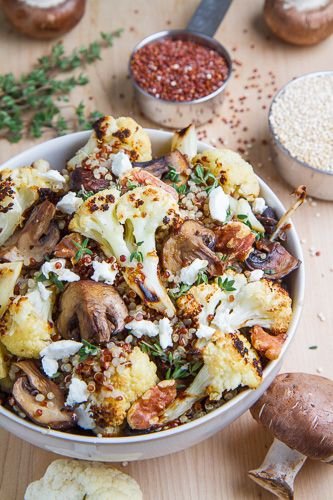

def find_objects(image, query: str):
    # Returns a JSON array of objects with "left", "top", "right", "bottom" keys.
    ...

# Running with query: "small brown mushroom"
[
  {"left": 1, "top": 0, "right": 86, "bottom": 40},
  {"left": 12, "top": 360, "right": 75, "bottom": 430},
  {"left": 0, "top": 200, "right": 60, "bottom": 267},
  {"left": 127, "top": 380, "right": 177, "bottom": 430},
  {"left": 249, "top": 373, "right": 333, "bottom": 499},
  {"left": 246, "top": 239, "right": 300, "bottom": 280},
  {"left": 250, "top": 325, "right": 286, "bottom": 360},
  {"left": 162, "top": 220, "right": 224, "bottom": 276},
  {"left": 57, "top": 280, "right": 128, "bottom": 345},
  {"left": 214, "top": 221, "right": 255, "bottom": 262},
  {"left": 54, "top": 233, "right": 83, "bottom": 259},
  {"left": 133, "top": 150, "right": 189, "bottom": 180},
  {"left": 264, "top": 0, "right": 333, "bottom": 46},
  {"left": 69, "top": 167, "right": 110, "bottom": 193}
]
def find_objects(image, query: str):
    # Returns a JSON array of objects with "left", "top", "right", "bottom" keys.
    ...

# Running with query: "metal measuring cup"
[{"left": 129, "top": 0, "right": 233, "bottom": 128}]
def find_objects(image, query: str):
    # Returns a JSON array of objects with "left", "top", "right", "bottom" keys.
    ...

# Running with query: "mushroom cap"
[{"left": 251, "top": 372, "right": 333, "bottom": 461}]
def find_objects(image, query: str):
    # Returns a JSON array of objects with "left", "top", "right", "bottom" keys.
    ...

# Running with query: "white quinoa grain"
[{"left": 270, "top": 73, "right": 333, "bottom": 171}]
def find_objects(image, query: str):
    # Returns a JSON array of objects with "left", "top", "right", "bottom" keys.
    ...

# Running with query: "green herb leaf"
[
  {"left": 218, "top": 277, "right": 236, "bottom": 292},
  {"left": 195, "top": 271, "right": 208, "bottom": 285},
  {"left": 130, "top": 241, "right": 144, "bottom": 263},
  {"left": 164, "top": 166, "right": 180, "bottom": 183},
  {"left": 78, "top": 339, "right": 100, "bottom": 361},
  {"left": 73, "top": 238, "right": 93, "bottom": 262},
  {"left": 169, "top": 283, "right": 191, "bottom": 300},
  {"left": 77, "top": 188, "right": 94, "bottom": 201},
  {"left": 191, "top": 164, "right": 218, "bottom": 194}
]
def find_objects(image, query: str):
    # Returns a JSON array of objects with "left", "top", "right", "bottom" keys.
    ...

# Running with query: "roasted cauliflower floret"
[
  {"left": 0, "top": 166, "right": 65, "bottom": 246},
  {"left": 77, "top": 346, "right": 158, "bottom": 435},
  {"left": 0, "top": 343, "right": 10, "bottom": 379},
  {"left": 67, "top": 115, "right": 152, "bottom": 170},
  {"left": 0, "top": 285, "right": 54, "bottom": 358},
  {"left": 161, "top": 330, "right": 262, "bottom": 423},
  {"left": 116, "top": 185, "right": 179, "bottom": 317},
  {"left": 25, "top": 459, "right": 143, "bottom": 500},
  {"left": 0, "top": 261, "right": 23, "bottom": 318},
  {"left": 178, "top": 273, "right": 292, "bottom": 336},
  {"left": 192, "top": 149, "right": 260, "bottom": 201},
  {"left": 203, "top": 331, "right": 262, "bottom": 399}
]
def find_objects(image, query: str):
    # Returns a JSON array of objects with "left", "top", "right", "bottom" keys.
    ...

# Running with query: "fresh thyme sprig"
[
  {"left": 78, "top": 340, "right": 100, "bottom": 361},
  {"left": 218, "top": 277, "right": 236, "bottom": 292},
  {"left": 0, "top": 30, "right": 122, "bottom": 143},
  {"left": 191, "top": 165, "right": 219, "bottom": 194},
  {"left": 36, "top": 271, "right": 64, "bottom": 291},
  {"left": 164, "top": 166, "right": 180, "bottom": 183},
  {"left": 130, "top": 241, "right": 144, "bottom": 263},
  {"left": 73, "top": 238, "right": 93, "bottom": 263}
]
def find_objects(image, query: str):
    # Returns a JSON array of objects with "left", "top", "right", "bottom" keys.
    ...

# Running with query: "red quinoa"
[{"left": 131, "top": 38, "right": 229, "bottom": 102}]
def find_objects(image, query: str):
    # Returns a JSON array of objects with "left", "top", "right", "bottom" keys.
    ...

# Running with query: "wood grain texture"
[{"left": 0, "top": 1, "right": 332, "bottom": 499}]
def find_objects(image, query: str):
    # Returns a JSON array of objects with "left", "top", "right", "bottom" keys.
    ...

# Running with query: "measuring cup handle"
[{"left": 187, "top": 0, "right": 233, "bottom": 38}]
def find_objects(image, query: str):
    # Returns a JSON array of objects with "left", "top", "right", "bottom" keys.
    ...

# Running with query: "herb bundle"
[{"left": 0, "top": 30, "right": 122, "bottom": 143}]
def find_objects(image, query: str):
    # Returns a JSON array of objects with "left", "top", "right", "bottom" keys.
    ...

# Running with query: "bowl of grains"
[
  {"left": 129, "top": 30, "right": 232, "bottom": 128},
  {"left": 268, "top": 71, "right": 333, "bottom": 201}
]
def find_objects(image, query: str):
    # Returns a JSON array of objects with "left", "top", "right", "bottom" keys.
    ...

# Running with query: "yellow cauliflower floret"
[
  {"left": 67, "top": 115, "right": 152, "bottom": 170},
  {"left": 0, "top": 288, "right": 54, "bottom": 358},
  {"left": 0, "top": 261, "right": 22, "bottom": 318},
  {"left": 192, "top": 148, "right": 260, "bottom": 201},
  {"left": 203, "top": 331, "right": 262, "bottom": 400},
  {"left": 87, "top": 347, "right": 158, "bottom": 435}
]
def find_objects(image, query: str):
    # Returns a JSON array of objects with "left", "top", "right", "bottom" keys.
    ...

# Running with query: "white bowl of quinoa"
[
  {"left": 269, "top": 71, "right": 333, "bottom": 200},
  {"left": 0, "top": 118, "right": 304, "bottom": 461}
]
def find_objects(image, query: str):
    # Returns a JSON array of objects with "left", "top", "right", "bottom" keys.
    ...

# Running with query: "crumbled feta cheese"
[
  {"left": 209, "top": 186, "right": 230, "bottom": 223},
  {"left": 125, "top": 319, "right": 159, "bottom": 338},
  {"left": 196, "top": 324, "right": 216, "bottom": 339},
  {"left": 66, "top": 378, "right": 89, "bottom": 406},
  {"left": 37, "top": 282, "right": 52, "bottom": 301},
  {"left": 91, "top": 260, "right": 118, "bottom": 285},
  {"left": 180, "top": 258, "right": 208, "bottom": 286},
  {"left": 248, "top": 270, "right": 264, "bottom": 282},
  {"left": 41, "top": 259, "right": 80, "bottom": 283},
  {"left": 75, "top": 404, "right": 96, "bottom": 430},
  {"left": 252, "top": 197, "right": 267, "bottom": 214},
  {"left": 39, "top": 169, "right": 66, "bottom": 186},
  {"left": 40, "top": 340, "right": 82, "bottom": 360},
  {"left": 32, "top": 159, "right": 50, "bottom": 173},
  {"left": 41, "top": 357, "right": 58, "bottom": 378},
  {"left": 56, "top": 191, "right": 83, "bottom": 215},
  {"left": 159, "top": 318, "right": 173, "bottom": 349},
  {"left": 111, "top": 152, "right": 132, "bottom": 178}
]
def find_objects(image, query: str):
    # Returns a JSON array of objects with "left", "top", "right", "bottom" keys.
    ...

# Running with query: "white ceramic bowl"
[{"left": 0, "top": 130, "right": 304, "bottom": 461}]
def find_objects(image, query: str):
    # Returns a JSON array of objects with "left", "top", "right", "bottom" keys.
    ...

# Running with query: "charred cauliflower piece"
[
  {"left": 0, "top": 285, "right": 54, "bottom": 358},
  {"left": 192, "top": 149, "right": 260, "bottom": 201},
  {"left": 0, "top": 165, "right": 65, "bottom": 246},
  {"left": 77, "top": 346, "right": 158, "bottom": 435},
  {"left": 161, "top": 330, "right": 262, "bottom": 423},
  {"left": 116, "top": 185, "right": 179, "bottom": 317},
  {"left": 67, "top": 115, "right": 152, "bottom": 170},
  {"left": 0, "top": 261, "right": 22, "bottom": 318}
]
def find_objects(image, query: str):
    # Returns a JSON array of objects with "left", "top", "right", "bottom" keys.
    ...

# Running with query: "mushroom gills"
[
  {"left": 133, "top": 150, "right": 189, "bottom": 180},
  {"left": 246, "top": 239, "right": 300, "bottom": 280},
  {"left": 12, "top": 360, "right": 75, "bottom": 430}
]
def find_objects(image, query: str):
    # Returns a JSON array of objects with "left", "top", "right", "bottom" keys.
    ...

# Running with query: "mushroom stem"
[{"left": 248, "top": 438, "right": 307, "bottom": 499}]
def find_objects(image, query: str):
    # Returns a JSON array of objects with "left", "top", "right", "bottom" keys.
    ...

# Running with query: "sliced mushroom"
[
  {"left": 0, "top": 200, "right": 60, "bottom": 267},
  {"left": 256, "top": 206, "right": 278, "bottom": 235},
  {"left": 133, "top": 150, "right": 189, "bottom": 179},
  {"left": 162, "top": 220, "right": 224, "bottom": 276},
  {"left": 214, "top": 221, "right": 255, "bottom": 262},
  {"left": 246, "top": 239, "right": 300, "bottom": 280},
  {"left": 54, "top": 233, "right": 83, "bottom": 259},
  {"left": 69, "top": 167, "right": 110, "bottom": 193},
  {"left": 57, "top": 280, "right": 128, "bottom": 345},
  {"left": 12, "top": 360, "right": 75, "bottom": 430},
  {"left": 127, "top": 380, "right": 177, "bottom": 430}
]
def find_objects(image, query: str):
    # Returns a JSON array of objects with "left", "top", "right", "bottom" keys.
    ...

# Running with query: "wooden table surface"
[{"left": 0, "top": 1, "right": 332, "bottom": 499}]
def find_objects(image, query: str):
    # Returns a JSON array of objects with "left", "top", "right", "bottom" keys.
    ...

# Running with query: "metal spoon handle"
[{"left": 187, "top": 0, "right": 233, "bottom": 37}]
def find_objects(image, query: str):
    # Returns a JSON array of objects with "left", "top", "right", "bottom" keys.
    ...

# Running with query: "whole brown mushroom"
[
  {"left": 1, "top": 0, "right": 86, "bottom": 40},
  {"left": 264, "top": 0, "right": 333, "bottom": 46},
  {"left": 249, "top": 372, "right": 333, "bottom": 499}
]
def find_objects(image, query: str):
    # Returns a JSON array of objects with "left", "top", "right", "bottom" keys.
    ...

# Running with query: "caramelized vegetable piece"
[
  {"left": 12, "top": 360, "right": 75, "bottom": 430},
  {"left": 162, "top": 220, "right": 224, "bottom": 276},
  {"left": 250, "top": 325, "right": 286, "bottom": 360},
  {"left": 214, "top": 221, "right": 255, "bottom": 261},
  {"left": 69, "top": 167, "right": 109, "bottom": 193},
  {"left": 246, "top": 239, "right": 300, "bottom": 280},
  {"left": 0, "top": 201, "right": 60, "bottom": 267},
  {"left": 54, "top": 233, "right": 83, "bottom": 259},
  {"left": 127, "top": 380, "right": 177, "bottom": 430},
  {"left": 133, "top": 150, "right": 189, "bottom": 179},
  {"left": 57, "top": 281, "right": 128, "bottom": 344}
]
